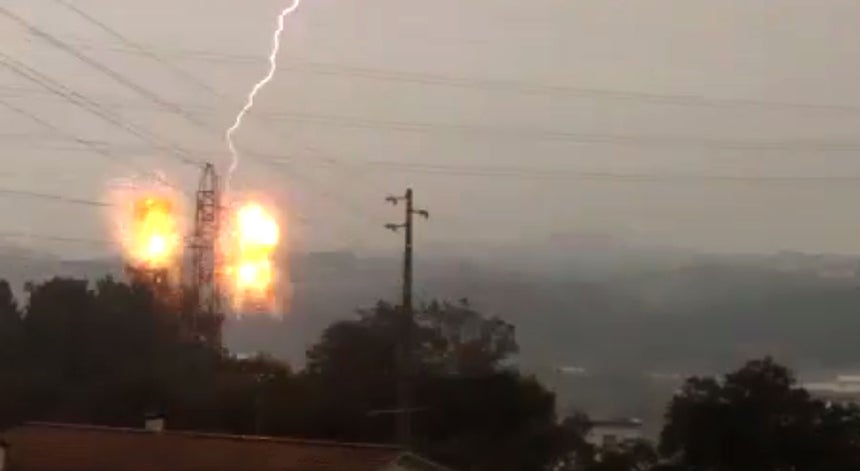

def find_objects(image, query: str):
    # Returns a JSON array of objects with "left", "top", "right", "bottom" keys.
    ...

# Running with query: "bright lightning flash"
[
  {"left": 225, "top": 0, "right": 302, "bottom": 184},
  {"left": 228, "top": 202, "right": 281, "bottom": 312},
  {"left": 126, "top": 196, "right": 180, "bottom": 270}
]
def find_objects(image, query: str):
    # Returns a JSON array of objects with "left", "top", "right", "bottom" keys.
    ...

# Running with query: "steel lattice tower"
[{"left": 188, "top": 163, "right": 224, "bottom": 347}]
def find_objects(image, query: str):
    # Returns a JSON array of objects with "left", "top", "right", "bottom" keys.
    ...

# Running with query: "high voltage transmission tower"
[
  {"left": 385, "top": 188, "right": 429, "bottom": 447},
  {"left": 187, "top": 163, "right": 224, "bottom": 348}
]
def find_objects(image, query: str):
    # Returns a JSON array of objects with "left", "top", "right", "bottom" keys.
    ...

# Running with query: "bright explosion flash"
[
  {"left": 225, "top": 0, "right": 302, "bottom": 186},
  {"left": 228, "top": 202, "right": 281, "bottom": 311},
  {"left": 126, "top": 196, "right": 180, "bottom": 270}
]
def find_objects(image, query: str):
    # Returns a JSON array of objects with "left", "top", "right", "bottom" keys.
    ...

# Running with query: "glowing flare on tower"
[
  {"left": 126, "top": 196, "right": 180, "bottom": 270},
  {"left": 228, "top": 202, "right": 281, "bottom": 310}
]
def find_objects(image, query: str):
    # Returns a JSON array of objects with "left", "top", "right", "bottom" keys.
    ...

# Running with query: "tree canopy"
[
  {"left": 660, "top": 357, "right": 860, "bottom": 470},
  {"left": 6, "top": 276, "right": 860, "bottom": 470},
  {"left": 0, "top": 278, "right": 574, "bottom": 470}
]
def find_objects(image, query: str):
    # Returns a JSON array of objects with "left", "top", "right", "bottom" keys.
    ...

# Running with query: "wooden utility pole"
[{"left": 385, "top": 188, "right": 429, "bottom": 447}]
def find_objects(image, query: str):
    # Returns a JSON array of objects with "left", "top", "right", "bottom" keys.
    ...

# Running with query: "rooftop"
[{"left": 2, "top": 422, "right": 451, "bottom": 471}]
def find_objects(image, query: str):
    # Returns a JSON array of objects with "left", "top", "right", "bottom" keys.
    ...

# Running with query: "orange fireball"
[
  {"left": 229, "top": 202, "right": 280, "bottom": 309},
  {"left": 128, "top": 196, "right": 180, "bottom": 269}
]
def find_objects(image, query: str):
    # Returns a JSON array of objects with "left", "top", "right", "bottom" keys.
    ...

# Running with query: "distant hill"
[
  {"left": 2, "top": 244, "right": 858, "bottom": 374},
  {"left": 224, "top": 246, "right": 860, "bottom": 373}
]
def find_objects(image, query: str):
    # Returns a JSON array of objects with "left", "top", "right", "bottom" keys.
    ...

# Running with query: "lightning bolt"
[{"left": 225, "top": 0, "right": 302, "bottom": 188}]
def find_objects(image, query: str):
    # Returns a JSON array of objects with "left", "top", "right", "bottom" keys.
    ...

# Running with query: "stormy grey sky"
[{"left": 3, "top": 0, "right": 860, "bottom": 257}]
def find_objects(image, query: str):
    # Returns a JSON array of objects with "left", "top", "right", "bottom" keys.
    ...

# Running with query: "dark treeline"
[
  {"left": 0, "top": 277, "right": 571, "bottom": 470},
  {"left": 2, "top": 277, "right": 860, "bottom": 470}
]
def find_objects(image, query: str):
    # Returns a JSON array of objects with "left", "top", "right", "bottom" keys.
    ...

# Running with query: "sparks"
[
  {"left": 228, "top": 202, "right": 281, "bottom": 312},
  {"left": 124, "top": 195, "right": 180, "bottom": 270},
  {"left": 225, "top": 0, "right": 302, "bottom": 186}
]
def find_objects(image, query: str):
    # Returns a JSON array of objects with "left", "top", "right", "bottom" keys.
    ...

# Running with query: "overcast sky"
[{"left": 3, "top": 0, "right": 860, "bottom": 257}]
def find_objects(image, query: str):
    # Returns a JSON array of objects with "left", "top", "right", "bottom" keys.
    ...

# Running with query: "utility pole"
[{"left": 386, "top": 188, "right": 429, "bottom": 448}]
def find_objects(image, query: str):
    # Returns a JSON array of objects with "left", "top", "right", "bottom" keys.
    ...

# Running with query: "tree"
[
  {"left": 306, "top": 299, "right": 518, "bottom": 380},
  {"left": 205, "top": 353, "right": 295, "bottom": 435},
  {"left": 0, "top": 279, "right": 21, "bottom": 360},
  {"left": 0, "top": 277, "right": 222, "bottom": 427},
  {"left": 0, "top": 279, "right": 22, "bottom": 427},
  {"left": 303, "top": 299, "right": 560, "bottom": 470},
  {"left": 546, "top": 413, "right": 593, "bottom": 471},
  {"left": 660, "top": 357, "right": 860, "bottom": 470},
  {"left": 420, "top": 299, "right": 518, "bottom": 376},
  {"left": 587, "top": 440, "right": 658, "bottom": 471},
  {"left": 808, "top": 402, "right": 860, "bottom": 470},
  {"left": 413, "top": 371, "right": 558, "bottom": 471},
  {"left": 0, "top": 278, "right": 583, "bottom": 470}
]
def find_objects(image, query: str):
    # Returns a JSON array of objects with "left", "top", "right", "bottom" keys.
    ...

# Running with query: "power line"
[
  {"left": 0, "top": 130, "right": 216, "bottom": 159},
  {"left": 26, "top": 2, "right": 860, "bottom": 207},
  {"left": 31, "top": 1, "right": 798, "bottom": 249},
  {"left": 28, "top": 34, "right": 262, "bottom": 64},
  {"left": 279, "top": 62, "right": 860, "bottom": 115},
  {"left": 44, "top": 4, "right": 350, "bottom": 168},
  {"left": 0, "top": 230, "right": 114, "bottom": 247},
  {"left": 0, "top": 96, "right": 367, "bottom": 253},
  {"left": 240, "top": 153, "right": 383, "bottom": 248},
  {"left": 0, "top": 96, "right": 167, "bottom": 183},
  {"left": 0, "top": 186, "right": 111, "bottom": 207},
  {"left": 0, "top": 51, "right": 202, "bottom": 169},
  {"left": 0, "top": 137, "right": 216, "bottom": 157},
  {"left": 22, "top": 1, "right": 472, "bottom": 215},
  {"left": 0, "top": 5, "right": 308, "bottom": 173},
  {"left": 0, "top": 85, "right": 322, "bottom": 160},
  {"left": 263, "top": 152, "right": 860, "bottom": 184},
  {"left": 10, "top": 82, "right": 860, "bottom": 152},
  {"left": 10, "top": 128, "right": 860, "bottom": 184},
  {"left": 48, "top": 0, "right": 231, "bottom": 103},
  {"left": 40, "top": 0, "right": 391, "bottom": 236},
  {"left": 8, "top": 129, "right": 859, "bottom": 185},
  {"left": 29, "top": 36, "right": 860, "bottom": 116},
  {"left": 258, "top": 111, "right": 860, "bottom": 151},
  {"left": 21, "top": 8, "right": 860, "bottom": 159},
  {"left": 0, "top": 5, "right": 212, "bottom": 133},
  {"left": 0, "top": 122, "right": 376, "bottom": 249},
  {"left": 6, "top": 95, "right": 860, "bottom": 185},
  {"left": 0, "top": 138, "right": 283, "bottom": 172},
  {"left": 357, "top": 161, "right": 860, "bottom": 183}
]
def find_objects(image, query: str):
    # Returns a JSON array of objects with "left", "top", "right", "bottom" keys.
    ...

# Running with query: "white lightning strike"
[{"left": 225, "top": 0, "right": 302, "bottom": 187}]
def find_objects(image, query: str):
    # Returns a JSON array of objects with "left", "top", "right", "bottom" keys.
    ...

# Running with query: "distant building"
[
  {"left": 585, "top": 418, "right": 644, "bottom": 452},
  {"left": 555, "top": 366, "right": 588, "bottom": 376},
  {"left": 772, "top": 252, "right": 859, "bottom": 279},
  {"left": 0, "top": 422, "right": 451, "bottom": 471},
  {"left": 805, "top": 375, "right": 860, "bottom": 405}
]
